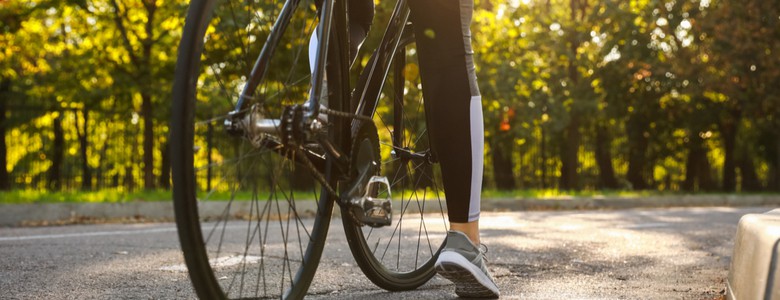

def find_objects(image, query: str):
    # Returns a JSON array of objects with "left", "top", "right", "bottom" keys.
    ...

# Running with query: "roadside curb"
[
  {"left": 2, "top": 195, "right": 779, "bottom": 227},
  {"left": 0, "top": 202, "right": 175, "bottom": 227}
]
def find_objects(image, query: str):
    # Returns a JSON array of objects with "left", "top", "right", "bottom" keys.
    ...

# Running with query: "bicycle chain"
[
  {"left": 293, "top": 147, "right": 339, "bottom": 197},
  {"left": 320, "top": 107, "right": 373, "bottom": 122}
]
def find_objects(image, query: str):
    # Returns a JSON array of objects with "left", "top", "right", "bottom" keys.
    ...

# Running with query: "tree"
[
  {"left": 694, "top": 0, "right": 780, "bottom": 191},
  {"left": 96, "top": 0, "right": 184, "bottom": 189},
  {"left": 0, "top": 81, "right": 9, "bottom": 190},
  {"left": 1, "top": 0, "right": 65, "bottom": 190}
]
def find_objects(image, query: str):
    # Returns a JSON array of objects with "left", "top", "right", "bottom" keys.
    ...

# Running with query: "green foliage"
[
  {"left": 1, "top": 0, "right": 779, "bottom": 196},
  {"left": 472, "top": 0, "right": 780, "bottom": 191}
]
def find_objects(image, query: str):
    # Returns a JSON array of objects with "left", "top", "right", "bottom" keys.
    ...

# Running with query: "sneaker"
[{"left": 435, "top": 230, "right": 500, "bottom": 298}]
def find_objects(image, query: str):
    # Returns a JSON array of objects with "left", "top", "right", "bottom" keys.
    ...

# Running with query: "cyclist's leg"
[
  {"left": 408, "top": 0, "right": 483, "bottom": 236},
  {"left": 409, "top": 1, "right": 499, "bottom": 296}
]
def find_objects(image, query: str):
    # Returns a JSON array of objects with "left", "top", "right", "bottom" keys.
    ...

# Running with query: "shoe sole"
[{"left": 435, "top": 251, "right": 500, "bottom": 298}]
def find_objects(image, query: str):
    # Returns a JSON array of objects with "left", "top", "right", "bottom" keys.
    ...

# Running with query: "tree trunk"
[
  {"left": 698, "top": 150, "right": 716, "bottom": 191},
  {"left": 124, "top": 165, "right": 135, "bottom": 191},
  {"left": 720, "top": 113, "right": 739, "bottom": 192},
  {"left": 77, "top": 108, "right": 92, "bottom": 190},
  {"left": 626, "top": 116, "right": 649, "bottom": 190},
  {"left": 206, "top": 121, "right": 213, "bottom": 191},
  {"left": 142, "top": 92, "right": 155, "bottom": 190},
  {"left": 491, "top": 137, "right": 515, "bottom": 190},
  {"left": 141, "top": 0, "right": 157, "bottom": 190},
  {"left": 127, "top": 125, "right": 140, "bottom": 191},
  {"left": 682, "top": 137, "right": 704, "bottom": 192},
  {"left": 541, "top": 124, "right": 547, "bottom": 188},
  {"left": 111, "top": 0, "right": 158, "bottom": 190},
  {"left": 776, "top": 138, "right": 780, "bottom": 192},
  {"left": 159, "top": 140, "right": 171, "bottom": 189},
  {"left": 739, "top": 153, "right": 761, "bottom": 192},
  {"left": 560, "top": 0, "right": 583, "bottom": 190},
  {"left": 560, "top": 115, "right": 580, "bottom": 190},
  {"left": 48, "top": 114, "right": 65, "bottom": 190},
  {"left": 594, "top": 123, "right": 618, "bottom": 189},
  {"left": 95, "top": 135, "right": 110, "bottom": 189},
  {"left": 0, "top": 80, "right": 10, "bottom": 190},
  {"left": 775, "top": 138, "right": 780, "bottom": 192}
]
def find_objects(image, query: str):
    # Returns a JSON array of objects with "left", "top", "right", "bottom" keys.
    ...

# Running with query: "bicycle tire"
[
  {"left": 341, "top": 25, "right": 448, "bottom": 291},
  {"left": 171, "top": 0, "right": 347, "bottom": 298}
]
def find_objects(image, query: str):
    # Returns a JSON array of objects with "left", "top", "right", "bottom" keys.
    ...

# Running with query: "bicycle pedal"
[{"left": 351, "top": 176, "right": 392, "bottom": 228}]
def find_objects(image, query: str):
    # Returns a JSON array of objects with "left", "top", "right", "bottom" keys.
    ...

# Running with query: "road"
[{"left": 0, "top": 206, "right": 768, "bottom": 299}]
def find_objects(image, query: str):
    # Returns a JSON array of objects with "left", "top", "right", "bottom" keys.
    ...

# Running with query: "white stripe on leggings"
[{"left": 468, "top": 95, "right": 484, "bottom": 222}]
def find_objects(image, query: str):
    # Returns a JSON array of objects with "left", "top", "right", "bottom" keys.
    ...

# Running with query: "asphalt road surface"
[{"left": 1, "top": 206, "right": 769, "bottom": 299}]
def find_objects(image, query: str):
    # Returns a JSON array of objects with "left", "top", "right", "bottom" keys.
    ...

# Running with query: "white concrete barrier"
[{"left": 728, "top": 208, "right": 780, "bottom": 300}]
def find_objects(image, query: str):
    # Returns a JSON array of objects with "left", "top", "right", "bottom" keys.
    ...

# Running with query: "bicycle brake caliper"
[{"left": 351, "top": 176, "right": 392, "bottom": 228}]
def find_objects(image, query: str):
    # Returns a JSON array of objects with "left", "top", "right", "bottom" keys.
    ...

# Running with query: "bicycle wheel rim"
[
  {"left": 342, "top": 32, "right": 448, "bottom": 291},
  {"left": 171, "top": 0, "right": 339, "bottom": 298}
]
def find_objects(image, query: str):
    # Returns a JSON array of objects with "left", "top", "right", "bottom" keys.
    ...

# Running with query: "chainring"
[{"left": 342, "top": 120, "right": 381, "bottom": 221}]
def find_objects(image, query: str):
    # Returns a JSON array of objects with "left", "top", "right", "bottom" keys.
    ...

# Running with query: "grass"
[
  {"left": 0, "top": 189, "right": 173, "bottom": 204},
  {"left": 0, "top": 189, "right": 324, "bottom": 204}
]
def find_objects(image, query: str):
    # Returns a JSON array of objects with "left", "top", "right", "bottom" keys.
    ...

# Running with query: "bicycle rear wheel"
[
  {"left": 342, "top": 27, "right": 449, "bottom": 291},
  {"left": 171, "top": 0, "right": 344, "bottom": 298}
]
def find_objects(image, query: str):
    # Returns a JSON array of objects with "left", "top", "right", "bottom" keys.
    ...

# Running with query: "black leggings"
[
  {"left": 408, "top": 0, "right": 483, "bottom": 223},
  {"left": 345, "top": 0, "right": 484, "bottom": 223}
]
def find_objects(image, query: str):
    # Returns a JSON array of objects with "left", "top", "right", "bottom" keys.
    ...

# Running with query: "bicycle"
[{"left": 170, "top": 0, "right": 450, "bottom": 298}]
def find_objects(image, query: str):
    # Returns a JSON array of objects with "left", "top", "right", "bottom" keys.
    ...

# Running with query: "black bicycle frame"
[
  {"left": 351, "top": 0, "right": 410, "bottom": 131},
  {"left": 235, "top": 0, "right": 345, "bottom": 117},
  {"left": 232, "top": 0, "right": 414, "bottom": 176}
]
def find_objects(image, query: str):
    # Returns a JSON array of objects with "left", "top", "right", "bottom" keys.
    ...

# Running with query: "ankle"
[{"left": 450, "top": 221, "right": 480, "bottom": 245}]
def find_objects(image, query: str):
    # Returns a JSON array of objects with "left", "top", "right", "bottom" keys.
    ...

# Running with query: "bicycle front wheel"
[
  {"left": 342, "top": 28, "right": 449, "bottom": 291},
  {"left": 170, "top": 0, "right": 342, "bottom": 298}
]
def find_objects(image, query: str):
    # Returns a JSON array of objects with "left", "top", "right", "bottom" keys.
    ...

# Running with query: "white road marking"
[
  {"left": 160, "top": 255, "right": 263, "bottom": 272},
  {"left": 0, "top": 227, "right": 177, "bottom": 242},
  {"left": 0, "top": 223, "right": 258, "bottom": 242},
  {"left": 159, "top": 264, "right": 189, "bottom": 272}
]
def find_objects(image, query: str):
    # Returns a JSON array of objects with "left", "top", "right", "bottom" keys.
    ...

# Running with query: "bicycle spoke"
[
  {"left": 173, "top": 0, "right": 335, "bottom": 296},
  {"left": 341, "top": 30, "right": 452, "bottom": 287}
]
